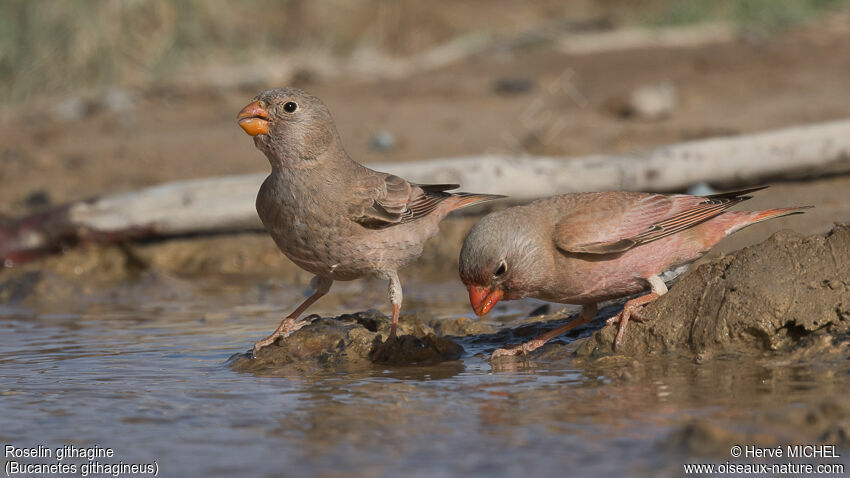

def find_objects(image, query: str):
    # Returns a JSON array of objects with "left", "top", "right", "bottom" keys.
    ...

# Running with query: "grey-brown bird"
[
  {"left": 458, "top": 188, "right": 811, "bottom": 358},
  {"left": 237, "top": 87, "right": 503, "bottom": 356}
]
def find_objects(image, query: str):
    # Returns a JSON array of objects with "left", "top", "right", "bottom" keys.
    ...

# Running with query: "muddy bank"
[
  {"left": 576, "top": 224, "right": 850, "bottom": 361},
  {"left": 0, "top": 216, "right": 480, "bottom": 306},
  {"left": 228, "top": 310, "right": 499, "bottom": 373},
  {"left": 3, "top": 213, "right": 848, "bottom": 372}
]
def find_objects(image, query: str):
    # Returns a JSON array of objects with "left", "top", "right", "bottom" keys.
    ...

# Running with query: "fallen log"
[{"left": 3, "top": 119, "right": 850, "bottom": 266}]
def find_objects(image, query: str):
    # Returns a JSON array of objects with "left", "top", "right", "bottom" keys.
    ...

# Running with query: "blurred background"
[
  {"left": 2, "top": 0, "right": 850, "bottom": 216},
  {"left": 3, "top": 2, "right": 850, "bottom": 477}
]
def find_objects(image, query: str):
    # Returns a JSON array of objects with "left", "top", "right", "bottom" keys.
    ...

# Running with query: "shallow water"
[{"left": 2, "top": 275, "right": 848, "bottom": 477}]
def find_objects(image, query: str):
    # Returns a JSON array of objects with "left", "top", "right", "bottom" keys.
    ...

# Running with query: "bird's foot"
[
  {"left": 605, "top": 308, "right": 649, "bottom": 325},
  {"left": 605, "top": 294, "right": 658, "bottom": 351},
  {"left": 252, "top": 315, "right": 318, "bottom": 358},
  {"left": 252, "top": 331, "right": 284, "bottom": 357},
  {"left": 490, "top": 339, "right": 546, "bottom": 360}
]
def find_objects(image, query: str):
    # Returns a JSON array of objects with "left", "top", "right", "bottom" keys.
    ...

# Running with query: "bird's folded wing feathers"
[
  {"left": 554, "top": 191, "right": 755, "bottom": 254},
  {"left": 349, "top": 173, "right": 458, "bottom": 229}
]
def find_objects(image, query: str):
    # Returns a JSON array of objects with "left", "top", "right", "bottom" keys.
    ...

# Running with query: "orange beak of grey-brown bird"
[{"left": 237, "top": 101, "right": 270, "bottom": 136}]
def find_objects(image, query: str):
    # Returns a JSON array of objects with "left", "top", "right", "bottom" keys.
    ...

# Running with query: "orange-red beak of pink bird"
[
  {"left": 467, "top": 285, "right": 504, "bottom": 316},
  {"left": 237, "top": 101, "right": 270, "bottom": 136}
]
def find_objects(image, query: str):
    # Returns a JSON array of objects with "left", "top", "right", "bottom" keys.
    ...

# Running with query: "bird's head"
[
  {"left": 459, "top": 211, "right": 541, "bottom": 316},
  {"left": 237, "top": 87, "right": 341, "bottom": 168}
]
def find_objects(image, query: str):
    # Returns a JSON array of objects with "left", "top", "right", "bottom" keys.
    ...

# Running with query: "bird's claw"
[
  {"left": 490, "top": 339, "right": 546, "bottom": 360},
  {"left": 608, "top": 300, "right": 652, "bottom": 351},
  {"left": 252, "top": 316, "right": 313, "bottom": 358},
  {"left": 490, "top": 345, "right": 525, "bottom": 359},
  {"left": 252, "top": 335, "right": 278, "bottom": 357},
  {"left": 610, "top": 309, "right": 633, "bottom": 352},
  {"left": 629, "top": 309, "right": 648, "bottom": 322},
  {"left": 292, "top": 314, "right": 321, "bottom": 331}
]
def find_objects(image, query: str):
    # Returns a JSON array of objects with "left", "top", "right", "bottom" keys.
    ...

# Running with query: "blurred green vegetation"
[
  {"left": 0, "top": 0, "right": 305, "bottom": 101},
  {"left": 0, "top": 0, "right": 847, "bottom": 103},
  {"left": 646, "top": 0, "right": 850, "bottom": 27}
]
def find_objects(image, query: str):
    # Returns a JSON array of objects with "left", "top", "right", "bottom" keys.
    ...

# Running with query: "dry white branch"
[
  {"left": 64, "top": 118, "right": 850, "bottom": 235},
  {"left": 3, "top": 118, "right": 850, "bottom": 263},
  {"left": 556, "top": 23, "right": 736, "bottom": 54}
]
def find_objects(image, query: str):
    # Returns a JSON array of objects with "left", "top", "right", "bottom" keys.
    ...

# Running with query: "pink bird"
[{"left": 458, "top": 187, "right": 811, "bottom": 358}]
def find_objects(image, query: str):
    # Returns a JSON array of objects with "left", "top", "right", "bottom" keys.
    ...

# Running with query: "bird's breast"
[{"left": 256, "top": 176, "right": 437, "bottom": 278}]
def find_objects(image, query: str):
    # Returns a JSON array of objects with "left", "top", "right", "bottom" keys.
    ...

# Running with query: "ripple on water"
[{"left": 2, "top": 279, "right": 849, "bottom": 477}]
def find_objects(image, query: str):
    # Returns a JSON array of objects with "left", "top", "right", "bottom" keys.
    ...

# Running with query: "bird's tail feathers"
[
  {"left": 727, "top": 206, "right": 813, "bottom": 235},
  {"left": 704, "top": 185, "right": 769, "bottom": 201},
  {"left": 749, "top": 206, "right": 814, "bottom": 224},
  {"left": 450, "top": 193, "right": 507, "bottom": 210}
]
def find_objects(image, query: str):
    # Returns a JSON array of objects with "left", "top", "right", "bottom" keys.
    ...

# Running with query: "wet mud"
[
  {"left": 3, "top": 222, "right": 850, "bottom": 476},
  {"left": 575, "top": 224, "right": 850, "bottom": 361},
  {"left": 231, "top": 223, "right": 850, "bottom": 375},
  {"left": 5, "top": 223, "right": 849, "bottom": 369},
  {"left": 229, "top": 311, "right": 469, "bottom": 373}
]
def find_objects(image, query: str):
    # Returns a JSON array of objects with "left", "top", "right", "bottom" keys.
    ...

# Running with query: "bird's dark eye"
[
  {"left": 494, "top": 260, "right": 507, "bottom": 277},
  {"left": 283, "top": 101, "right": 298, "bottom": 113}
]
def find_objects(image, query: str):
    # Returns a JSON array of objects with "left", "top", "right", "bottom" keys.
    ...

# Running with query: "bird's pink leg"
[
  {"left": 389, "top": 303, "right": 400, "bottom": 338},
  {"left": 606, "top": 275, "right": 668, "bottom": 351},
  {"left": 253, "top": 276, "right": 332, "bottom": 357},
  {"left": 606, "top": 293, "right": 659, "bottom": 351},
  {"left": 490, "top": 303, "right": 598, "bottom": 360},
  {"left": 386, "top": 271, "right": 403, "bottom": 339}
]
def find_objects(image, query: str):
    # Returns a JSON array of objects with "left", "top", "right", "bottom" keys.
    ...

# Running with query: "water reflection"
[{"left": 1, "top": 276, "right": 849, "bottom": 477}]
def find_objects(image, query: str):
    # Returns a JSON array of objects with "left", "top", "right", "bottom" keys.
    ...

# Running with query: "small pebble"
[
  {"left": 687, "top": 182, "right": 718, "bottom": 196},
  {"left": 620, "top": 81, "right": 677, "bottom": 120},
  {"left": 103, "top": 88, "right": 135, "bottom": 114},
  {"left": 23, "top": 190, "right": 51, "bottom": 210},
  {"left": 54, "top": 96, "right": 93, "bottom": 122},
  {"left": 492, "top": 76, "right": 536, "bottom": 95},
  {"left": 369, "top": 129, "right": 395, "bottom": 152}
]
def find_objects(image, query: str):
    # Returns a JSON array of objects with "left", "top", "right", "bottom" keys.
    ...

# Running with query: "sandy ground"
[
  {"left": 0, "top": 17, "right": 849, "bottom": 288},
  {"left": 1, "top": 18, "right": 850, "bottom": 217}
]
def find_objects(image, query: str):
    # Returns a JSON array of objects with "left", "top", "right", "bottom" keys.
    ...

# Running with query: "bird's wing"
[
  {"left": 348, "top": 172, "right": 459, "bottom": 229},
  {"left": 553, "top": 188, "right": 762, "bottom": 254}
]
